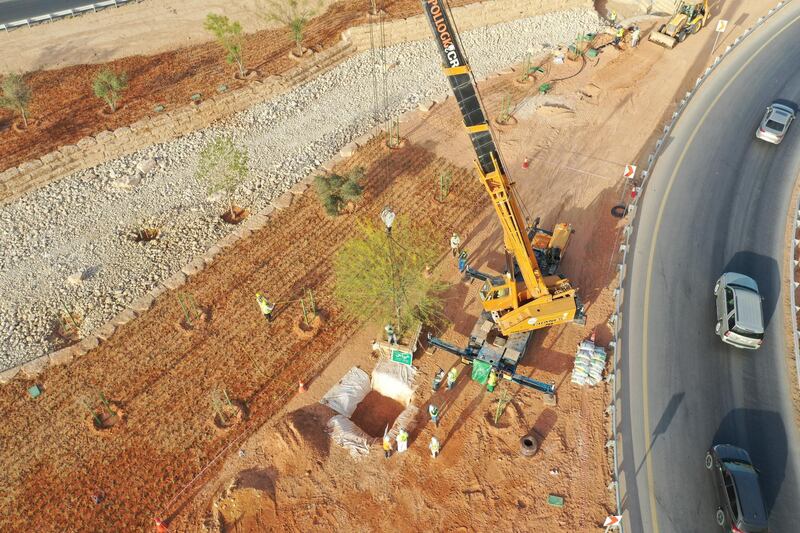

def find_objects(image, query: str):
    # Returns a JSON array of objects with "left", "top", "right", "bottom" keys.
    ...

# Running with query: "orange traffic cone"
[
  {"left": 298, "top": 380, "right": 307, "bottom": 393},
  {"left": 522, "top": 157, "right": 530, "bottom": 169},
  {"left": 154, "top": 518, "right": 169, "bottom": 533}
]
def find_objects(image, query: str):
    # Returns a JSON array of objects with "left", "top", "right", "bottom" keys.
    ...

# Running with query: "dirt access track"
[
  {"left": 0, "top": 0, "right": 480, "bottom": 172},
  {"left": 0, "top": 2, "right": 772, "bottom": 530}
]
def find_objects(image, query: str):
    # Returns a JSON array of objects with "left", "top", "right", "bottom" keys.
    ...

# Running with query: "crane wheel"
[
  {"left": 519, "top": 433, "right": 539, "bottom": 456},
  {"left": 610, "top": 204, "right": 628, "bottom": 218}
]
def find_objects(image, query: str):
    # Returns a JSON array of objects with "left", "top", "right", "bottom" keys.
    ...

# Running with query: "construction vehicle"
[
  {"left": 420, "top": 0, "right": 584, "bottom": 395},
  {"left": 648, "top": 1, "right": 709, "bottom": 48}
]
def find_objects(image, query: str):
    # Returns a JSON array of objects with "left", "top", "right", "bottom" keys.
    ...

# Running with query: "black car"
[{"left": 705, "top": 444, "right": 768, "bottom": 532}]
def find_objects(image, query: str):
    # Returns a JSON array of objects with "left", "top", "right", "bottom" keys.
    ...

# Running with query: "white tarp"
[
  {"left": 390, "top": 404, "right": 420, "bottom": 439},
  {"left": 371, "top": 358, "right": 416, "bottom": 406},
  {"left": 327, "top": 415, "right": 371, "bottom": 457},
  {"left": 319, "top": 367, "right": 370, "bottom": 417}
]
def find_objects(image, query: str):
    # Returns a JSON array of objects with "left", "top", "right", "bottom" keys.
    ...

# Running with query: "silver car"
[
  {"left": 714, "top": 272, "right": 764, "bottom": 349},
  {"left": 755, "top": 102, "right": 795, "bottom": 144}
]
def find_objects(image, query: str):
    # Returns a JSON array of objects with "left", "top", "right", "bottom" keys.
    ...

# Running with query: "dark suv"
[{"left": 705, "top": 444, "right": 768, "bottom": 532}]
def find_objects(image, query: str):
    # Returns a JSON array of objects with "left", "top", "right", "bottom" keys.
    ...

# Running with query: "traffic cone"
[
  {"left": 154, "top": 518, "right": 168, "bottom": 533},
  {"left": 522, "top": 157, "right": 530, "bottom": 169},
  {"left": 298, "top": 380, "right": 307, "bottom": 393}
]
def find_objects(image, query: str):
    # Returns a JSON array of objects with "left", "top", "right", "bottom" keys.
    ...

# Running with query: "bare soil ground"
[
  {"left": 0, "top": 0, "right": 479, "bottom": 173},
  {"left": 0, "top": 135, "right": 486, "bottom": 531}
]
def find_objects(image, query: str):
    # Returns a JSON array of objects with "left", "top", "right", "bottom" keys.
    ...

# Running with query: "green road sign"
[{"left": 391, "top": 348, "right": 412, "bottom": 366}]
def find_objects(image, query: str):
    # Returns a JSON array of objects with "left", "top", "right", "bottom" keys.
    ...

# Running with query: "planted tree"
[
  {"left": 259, "top": 0, "right": 322, "bottom": 57},
  {"left": 313, "top": 167, "right": 364, "bottom": 216},
  {"left": 92, "top": 68, "right": 128, "bottom": 113},
  {"left": 195, "top": 136, "right": 249, "bottom": 220},
  {"left": 204, "top": 14, "right": 246, "bottom": 77},
  {"left": 0, "top": 73, "right": 32, "bottom": 128},
  {"left": 334, "top": 216, "right": 446, "bottom": 338},
  {"left": 210, "top": 388, "right": 234, "bottom": 425}
]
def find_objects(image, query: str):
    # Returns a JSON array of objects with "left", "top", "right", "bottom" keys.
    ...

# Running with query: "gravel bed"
[{"left": 0, "top": 8, "right": 602, "bottom": 369}]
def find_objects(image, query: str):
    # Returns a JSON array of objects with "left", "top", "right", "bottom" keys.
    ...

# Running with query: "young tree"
[
  {"left": 334, "top": 216, "right": 446, "bottom": 337},
  {"left": 259, "top": 0, "right": 322, "bottom": 57},
  {"left": 92, "top": 68, "right": 128, "bottom": 113},
  {"left": 204, "top": 14, "right": 246, "bottom": 77},
  {"left": 314, "top": 167, "right": 364, "bottom": 216},
  {"left": 195, "top": 136, "right": 249, "bottom": 218},
  {"left": 0, "top": 73, "right": 32, "bottom": 128}
]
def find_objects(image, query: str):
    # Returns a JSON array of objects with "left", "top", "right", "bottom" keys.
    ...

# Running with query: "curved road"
[{"left": 621, "top": 4, "right": 800, "bottom": 533}]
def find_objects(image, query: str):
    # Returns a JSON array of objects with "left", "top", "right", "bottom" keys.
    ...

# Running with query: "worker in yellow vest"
[
  {"left": 383, "top": 434, "right": 393, "bottom": 458},
  {"left": 397, "top": 428, "right": 409, "bottom": 453},
  {"left": 613, "top": 25, "right": 625, "bottom": 48},
  {"left": 487, "top": 369, "right": 498, "bottom": 392},
  {"left": 255, "top": 292, "right": 275, "bottom": 322},
  {"left": 446, "top": 367, "right": 458, "bottom": 390}
]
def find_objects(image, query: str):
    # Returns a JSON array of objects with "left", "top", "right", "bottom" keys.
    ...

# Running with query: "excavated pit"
[{"left": 348, "top": 390, "right": 405, "bottom": 438}]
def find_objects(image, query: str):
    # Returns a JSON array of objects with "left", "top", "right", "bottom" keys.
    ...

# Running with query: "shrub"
[{"left": 92, "top": 69, "right": 128, "bottom": 113}]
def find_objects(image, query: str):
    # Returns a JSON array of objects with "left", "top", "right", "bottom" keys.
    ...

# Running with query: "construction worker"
[
  {"left": 432, "top": 368, "right": 445, "bottom": 391},
  {"left": 631, "top": 26, "right": 641, "bottom": 48},
  {"left": 613, "top": 25, "right": 625, "bottom": 48},
  {"left": 487, "top": 368, "right": 498, "bottom": 392},
  {"left": 397, "top": 428, "right": 409, "bottom": 453},
  {"left": 255, "top": 292, "right": 275, "bottom": 322},
  {"left": 428, "top": 403, "right": 441, "bottom": 427},
  {"left": 446, "top": 367, "right": 458, "bottom": 390},
  {"left": 429, "top": 436, "right": 441, "bottom": 458},
  {"left": 450, "top": 233, "right": 461, "bottom": 257},
  {"left": 154, "top": 518, "right": 169, "bottom": 533},
  {"left": 385, "top": 323, "right": 397, "bottom": 344},
  {"left": 458, "top": 250, "right": 468, "bottom": 274},
  {"left": 606, "top": 9, "right": 617, "bottom": 25},
  {"left": 383, "top": 434, "right": 393, "bottom": 458}
]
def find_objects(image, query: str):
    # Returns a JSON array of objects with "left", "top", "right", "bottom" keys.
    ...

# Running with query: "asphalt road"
[
  {"left": 621, "top": 4, "right": 800, "bottom": 533},
  {"left": 0, "top": 0, "right": 103, "bottom": 25}
]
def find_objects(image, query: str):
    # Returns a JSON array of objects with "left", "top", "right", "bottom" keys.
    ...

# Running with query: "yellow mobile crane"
[
  {"left": 421, "top": 0, "right": 583, "bottom": 393},
  {"left": 421, "top": 0, "right": 582, "bottom": 336}
]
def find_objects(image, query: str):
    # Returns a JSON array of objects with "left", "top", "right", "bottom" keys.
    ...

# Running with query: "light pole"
[{"left": 380, "top": 206, "right": 402, "bottom": 334}]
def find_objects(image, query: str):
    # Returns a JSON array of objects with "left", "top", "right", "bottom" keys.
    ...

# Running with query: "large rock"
[
  {"left": 136, "top": 158, "right": 157, "bottom": 175},
  {"left": 0, "top": 366, "right": 21, "bottom": 385},
  {"left": 21, "top": 356, "right": 49, "bottom": 378},
  {"left": 49, "top": 347, "right": 75, "bottom": 366}
]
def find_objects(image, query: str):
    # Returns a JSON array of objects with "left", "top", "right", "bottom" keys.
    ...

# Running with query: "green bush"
[
  {"left": 0, "top": 73, "right": 32, "bottom": 128},
  {"left": 314, "top": 167, "right": 364, "bottom": 216},
  {"left": 92, "top": 69, "right": 128, "bottom": 113},
  {"left": 204, "top": 14, "right": 246, "bottom": 77}
]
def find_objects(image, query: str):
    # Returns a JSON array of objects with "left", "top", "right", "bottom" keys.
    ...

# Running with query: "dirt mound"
[
  {"left": 349, "top": 390, "right": 406, "bottom": 438},
  {"left": 264, "top": 404, "right": 335, "bottom": 472},
  {"left": 212, "top": 468, "right": 279, "bottom": 533}
]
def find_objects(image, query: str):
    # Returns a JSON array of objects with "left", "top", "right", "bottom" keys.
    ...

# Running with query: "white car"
[{"left": 755, "top": 102, "right": 795, "bottom": 144}]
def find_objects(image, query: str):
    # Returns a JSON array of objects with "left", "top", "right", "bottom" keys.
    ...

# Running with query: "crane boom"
[{"left": 420, "top": 0, "right": 581, "bottom": 335}]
